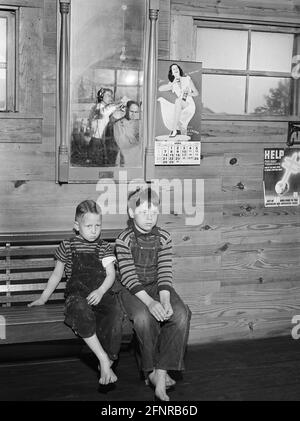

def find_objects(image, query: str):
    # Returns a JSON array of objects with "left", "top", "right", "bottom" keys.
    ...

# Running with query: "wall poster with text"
[{"left": 263, "top": 148, "right": 300, "bottom": 207}]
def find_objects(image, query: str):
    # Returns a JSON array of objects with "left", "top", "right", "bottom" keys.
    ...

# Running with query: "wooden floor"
[{"left": 0, "top": 335, "right": 300, "bottom": 401}]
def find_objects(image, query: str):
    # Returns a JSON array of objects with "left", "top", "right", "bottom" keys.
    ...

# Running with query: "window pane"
[
  {"left": 202, "top": 75, "right": 246, "bottom": 114},
  {"left": 0, "top": 69, "right": 6, "bottom": 110},
  {"left": 250, "top": 32, "right": 293, "bottom": 72},
  {"left": 117, "top": 69, "right": 139, "bottom": 85},
  {"left": 248, "top": 77, "right": 291, "bottom": 115},
  {"left": 196, "top": 28, "right": 248, "bottom": 70},
  {"left": 0, "top": 17, "right": 6, "bottom": 62},
  {"left": 94, "top": 68, "right": 115, "bottom": 85},
  {"left": 0, "top": 18, "right": 6, "bottom": 111},
  {"left": 115, "top": 86, "right": 140, "bottom": 102}
]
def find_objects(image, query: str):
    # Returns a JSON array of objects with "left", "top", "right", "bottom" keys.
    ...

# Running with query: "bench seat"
[{"left": 0, "top": 231, "right": 133, "bottom": 346}]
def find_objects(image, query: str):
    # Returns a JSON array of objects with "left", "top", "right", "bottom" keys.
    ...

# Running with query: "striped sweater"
[
  {"left": 115, "top": 225, "right": 173, "bottom": 294},
  {"left": 55, "top": 235, "right": 115, "bottom": 280}
]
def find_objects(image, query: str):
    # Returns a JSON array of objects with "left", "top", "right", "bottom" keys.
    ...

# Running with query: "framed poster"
[{"left": 57, "top": 0, "right": 150, "bottom": 183}]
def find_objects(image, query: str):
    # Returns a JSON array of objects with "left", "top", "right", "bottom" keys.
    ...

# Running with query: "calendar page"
[{"left": 155, "top": 140, "right": 201, "bottom": 165}]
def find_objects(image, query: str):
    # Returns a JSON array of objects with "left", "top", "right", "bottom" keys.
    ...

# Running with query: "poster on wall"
[
  {"left": 263, "top": 148, "right": 300, "bottom": 207},
  {"left": 154, "top": 59, "right": 202, "bottom": 165}
]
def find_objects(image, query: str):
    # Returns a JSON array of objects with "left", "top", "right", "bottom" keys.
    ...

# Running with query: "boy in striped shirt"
[
  {"left": 29, "top": 200, "right": 122, "bottom": 386},
  {"left": 115, "top": 187, "right": 191, "bottom": 401}
]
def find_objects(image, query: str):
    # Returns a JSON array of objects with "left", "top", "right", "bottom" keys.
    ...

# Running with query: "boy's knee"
[
  {"left": 173, "top": 303, "right": 191, "bottom": 328},
  {"left": 133, "top": 308, "right": 156, "bottom": 330}
]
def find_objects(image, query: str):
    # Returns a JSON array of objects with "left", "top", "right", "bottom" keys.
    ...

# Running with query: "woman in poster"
[{"left": 158, "top": 63, "right": 199, "bottom": 138}]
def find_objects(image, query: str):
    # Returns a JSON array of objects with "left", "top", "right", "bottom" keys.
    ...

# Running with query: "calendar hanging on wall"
[{"left": 155, "top": 140, "right": 201, "bottom": 165}]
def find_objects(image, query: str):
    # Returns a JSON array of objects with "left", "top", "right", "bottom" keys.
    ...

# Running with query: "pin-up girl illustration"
[{"left": 157, "top": 63, "right": 199, "bottom": 138}]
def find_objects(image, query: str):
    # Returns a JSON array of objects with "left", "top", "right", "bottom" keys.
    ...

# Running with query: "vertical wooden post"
[
  {"left": 291, "top": 33, "right": 300, "bottom": 116},
  {"left": 58, "top": 0, "right": 70, "bottom": 183},
  {"left": 145, "top": 0, "right": 159, "bottom": 181},
  {"left": 5, "top": 243, "right": 11, "bottom": 308}
]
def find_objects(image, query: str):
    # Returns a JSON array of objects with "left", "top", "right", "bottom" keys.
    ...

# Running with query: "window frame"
[
  {"left": 0, "top": 8, "right": 17, "bottom": 113},
  {"left": 195, "top": 19, "right": 299, "bottom": 121}
]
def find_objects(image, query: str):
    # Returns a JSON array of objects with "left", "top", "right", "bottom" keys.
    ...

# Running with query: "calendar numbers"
[{"left": 155, "top": 141, "right": 201, "bottom": 165}]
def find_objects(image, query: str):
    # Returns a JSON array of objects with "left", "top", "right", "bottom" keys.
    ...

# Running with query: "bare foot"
[
  {"left": 145, "top": 372, "right": 176, "bottom": 388},
  {"left": 98, "top": 357, "right": 117, "bottom": 385},
  {"left": 166, "top": 373, "right": 176, "bottom": 387},
  {"left": 148, "top": 369, "right": 170, "bottom": 401}
]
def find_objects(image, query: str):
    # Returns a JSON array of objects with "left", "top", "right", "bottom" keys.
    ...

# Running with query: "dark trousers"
[
  {"left": 64, "top": 291, "right": 123, "bottom": 361},
  {"left": 63, "top": 248, "right": 123, "bottom": 361},
  {"left": 120, "top": 284, "right": 191, "bottom": 372}
]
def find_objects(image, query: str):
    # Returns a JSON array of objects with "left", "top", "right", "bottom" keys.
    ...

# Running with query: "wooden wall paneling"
[
  {"left": 42, "top": 93, "right": 56, "bottom": 129},
  {"left": 44, "top": 0, "right": 57, "bottom": 33},
  {"left": 0, "top": 205, "right": 128, "bottom": 233},
  {"left": 171, "top": 0, "right": 300, "bottom": 23},
  {"left": 222, "top": 176, "right": 263, "bottom": 204},
  {"left": 174, "top": 254, "right": 221, "bottom": 275},
  {"left": 0, "top": 145, "right": 53, "bottom": 181},
  {"left": 222, "top": 220, "right": 300, "bottom": 245},
  {"left": 170, "top": 14, "right": 195, "bottom": 60},
  {"left": 171, "top": 228, "right": 222, "bottom": 245},
  {"left": 158, "top": 0, "right": 171, "bottom": 59},
  {"left": 18, "top": 6, "right": 43, "bottom": 115},
  {"left": 222, "top": 267, "right": 300, "bottom": 287},
  {"left": 221, "top": 242, "right": 300, "bottom": 272},
  {"left": 154, "top": 154, "right": 224, "bottom": 179},
  {"left": 0, "top": 180, "right": 129, "bottom": 232},
  {"left": 0, "top": 0, "right": 43, "bottom": 7},
  {"left": 222, "top": 201, "right": 300, "bottom": 223},
  {"left": 201, "top": 121, "right": 288, "bottom": 144},
  {"left": 174, "top": 243, "right": 219, "bottom": 259},
  {"left": 182, "top": 281, "right": 300, "bottom": 344},
  {"left": 0, "top": 119, "right": 42, "bottom": 143},
  {"left": 43, "top": 32, "right": 57, "bottom": 82},
  {"left": 187, "top": 311, "right": 296, "bottom": 344}
]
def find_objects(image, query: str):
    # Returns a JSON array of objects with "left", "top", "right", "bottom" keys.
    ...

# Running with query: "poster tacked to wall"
[{"left": 263, "top": 148, "right": 300, "bottom": 207}]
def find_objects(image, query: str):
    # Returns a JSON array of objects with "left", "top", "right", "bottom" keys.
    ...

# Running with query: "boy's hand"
[
  {"left": 147, "top": 300, "right": 168, "bottom": 322},
  {"left": 161, "top": 300, "right": 173, "bottom": 320},
  {"left": 86, "top": 288, "right": 104, "bottom": 306},
  {"left": 159, "top": 290, "right": 173, "bottom": 320},
  {"left": 28, "top": 298, "right": 46, "bottom": 307}
]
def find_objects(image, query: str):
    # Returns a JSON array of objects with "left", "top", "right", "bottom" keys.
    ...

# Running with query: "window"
[
  {"left": 0, "top": 10, "right": 16, "bottom": 112},
  {"left": 196, "top": 23, "right": 295, "bottom": 117}
]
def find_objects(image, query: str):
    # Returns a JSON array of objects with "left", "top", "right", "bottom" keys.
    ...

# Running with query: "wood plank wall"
[
  {"left": 156, "top": 0, "right": 300, "bottom": 344},
  {"left": 0, "top": 0, "right": 300, "bottom": 344}
]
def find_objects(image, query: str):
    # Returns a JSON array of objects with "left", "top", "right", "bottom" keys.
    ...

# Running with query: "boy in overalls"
[
  {"left": 115, "top": 187, "right": 191, "bottom": 401},
  {"left": 29, "top": 200, "right": 123, "bottom": 385}
]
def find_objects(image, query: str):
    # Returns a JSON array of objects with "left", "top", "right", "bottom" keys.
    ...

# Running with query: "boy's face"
[
  {"left": 129, "top": 201, "right": 159, "bottom": 233},
  {"left": 74, "top": 212, "right": 102, "bottom": 242}
]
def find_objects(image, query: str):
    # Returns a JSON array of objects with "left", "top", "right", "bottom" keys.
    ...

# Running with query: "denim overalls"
[
  {"left": 120, "top": 229, "right": 191, "bottom": 373},
  {"left": 64, "top": 239, "right": 123, "bottom": 361}
]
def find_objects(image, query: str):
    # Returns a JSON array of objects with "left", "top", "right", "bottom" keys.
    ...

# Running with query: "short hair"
[
  {"left": 75, "top": 200, "right": 102, "bottom": 221},
  {"left": 97, "top": 88, "right": 113, "bottom": 103},
  {"left": 125, "top": 100, "right": 140, "bottom": 120},
  {"left": 128, "top": 186, "right": 160, "bottom": 213},
  {"left": 168, "top": 63, "right": 184, "bottom": 82}
]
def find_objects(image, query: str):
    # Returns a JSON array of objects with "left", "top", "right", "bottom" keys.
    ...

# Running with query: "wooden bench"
[{"left": 0, "top": 231, "right": 133, "bottom": 345}]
